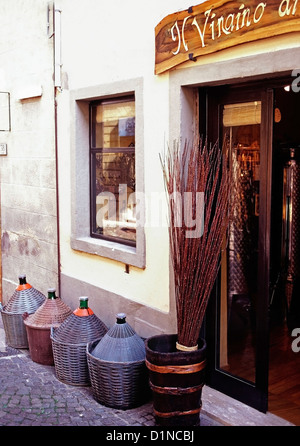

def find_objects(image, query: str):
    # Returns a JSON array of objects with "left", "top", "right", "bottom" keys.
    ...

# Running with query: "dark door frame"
[{"left": 202, "top": 79, "right": 285, "bottom": 412}]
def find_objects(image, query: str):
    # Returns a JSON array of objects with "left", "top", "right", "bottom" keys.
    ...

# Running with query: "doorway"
[
  {"left": 202, "top": 78, "right": 300, "bottom": 424},
  {"left": 268, "top": 84, "right": 300, "bottom": 424}
]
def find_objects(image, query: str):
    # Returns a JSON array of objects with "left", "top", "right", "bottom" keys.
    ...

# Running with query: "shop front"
[
  {"left": 204, "top": 77, "right": 300, "bottom": 419},
  {"left": 157, "top": 0, "right": 300, "bottom": 423}
]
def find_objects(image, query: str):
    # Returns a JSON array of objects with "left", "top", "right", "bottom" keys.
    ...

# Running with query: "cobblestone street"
[
  {"left": 0, "top": 318, "right": 294, "bottom": 429},
  {"left": 0, "top": 322, "right": 221, "bottom": 428}
]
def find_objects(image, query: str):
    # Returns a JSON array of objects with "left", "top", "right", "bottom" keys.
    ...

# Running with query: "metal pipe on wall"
[{"left": 48, "top": 2, "right": 62, "bottom": 296}]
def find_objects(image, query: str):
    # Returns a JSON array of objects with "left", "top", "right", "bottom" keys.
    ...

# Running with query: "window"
[
  {"left": 90, "top": 96, "right": 136, "bottom": 246},
  {"left": 70, "top": 78, "right": 145, "bottom": 268}
]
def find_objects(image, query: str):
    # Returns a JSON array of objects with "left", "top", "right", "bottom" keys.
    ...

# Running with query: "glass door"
[
  {"left": 204, "top": 86, "right": 273, "bottom": 412},
  {"left": 220, "top": 100, "right": 261, "bottom": 384}
]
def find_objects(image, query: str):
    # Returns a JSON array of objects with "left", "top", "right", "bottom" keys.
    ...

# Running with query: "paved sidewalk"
[
  {"left": 0, "top": 320, "right": 295, "bottom": 428},
  {"left": 0, "top": 324, "right": 222, "bottom": 427}
]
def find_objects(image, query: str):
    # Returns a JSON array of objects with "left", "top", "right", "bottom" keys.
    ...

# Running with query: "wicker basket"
[
  {"left": 23, "top": 288, "right": 72, "bottom": 365},
  {"left": 0, "top": 275, "right": 46, "bottom": 348},
  {"left": 86, "top": 313, "right": 149, "bottom": 409},
  {"left": 50, "top": 297, "right": 108, "bottom": 386}
]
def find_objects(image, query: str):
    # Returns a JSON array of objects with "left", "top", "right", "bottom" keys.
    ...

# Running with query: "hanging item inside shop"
[
  {"left": 0, "top": 275, "right": 46, "bottom": 349},
  {"left": 280, "top": 148, "right": 300, "bottom": 330},
  {"left": 269, "top": 147, "right": 300, "bottom": 332}
]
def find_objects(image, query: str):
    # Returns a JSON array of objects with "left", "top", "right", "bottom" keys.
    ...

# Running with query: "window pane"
[
  {"left": 91, "top": 96, "right": 136, "bottom": 246},
  {"left": 219, "top": 101, "right": 261, "bottom": 384},
  {"left": 93, "top": 100, "right": 135, "bottom": 148},
  {"left": 93, "top": 151, "right": 136, "bottom": 244}
]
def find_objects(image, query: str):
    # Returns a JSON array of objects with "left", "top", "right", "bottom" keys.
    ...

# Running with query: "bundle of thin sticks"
[{"left": 161, "top": 138, "right": 232, "bottom": 349}]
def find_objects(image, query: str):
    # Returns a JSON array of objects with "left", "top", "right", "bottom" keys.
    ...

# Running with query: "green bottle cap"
[
  {"left": 48, "top": 288, "right": 57, "bottom": 299},
  {"left": 79, "top": 296, "right": 89, "bottom": 309}
]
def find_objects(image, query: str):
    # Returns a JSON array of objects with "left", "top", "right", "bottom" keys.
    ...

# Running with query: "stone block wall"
[{"left": 0, "top": 0, "right": 58, "bottom": 301}]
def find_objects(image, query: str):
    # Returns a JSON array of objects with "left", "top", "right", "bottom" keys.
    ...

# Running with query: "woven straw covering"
[
  {"left": 51, "top": 313, "right": 108, "bottom": 344},
  {"left": 51, "top": 309, "right": 108, "bottom": 386},
  {"left": 2, "top": 285, "right": 46, "bottom": 314},
  {"left": 90, "top": 313, "right": 146, "bottom": 362},
  {"left": 23, "top": 298, "right": 72, "bottom": 329},
  {"left": 0, "top": 277, "right": 46, "bottom": 348},
  {"left": 86, "top": 313, "right": 149, "bottom": 409}
]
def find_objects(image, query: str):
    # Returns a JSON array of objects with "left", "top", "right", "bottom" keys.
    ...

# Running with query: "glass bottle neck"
[
  {"left": 79, "top": 298, "right": 89, "bottom": 309},
  {"left": 73, "top": 297, "right": 93, "bottom": 316},
  {"left": 16, "top": 275, "right": 31, "bottom": 291},
  {"left": 48, "top": 288, "right": 57, "bottom": 299},
  {"left": 116, "top": 313, "right": 126, "bottom": 324},
  {"left": 19, "top": 275, "right": 27, "bottom": 285}
]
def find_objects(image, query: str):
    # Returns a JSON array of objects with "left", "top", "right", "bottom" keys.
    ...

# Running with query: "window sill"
[{"left": 71, "top": 235, "right": 145, "bottom": 269}]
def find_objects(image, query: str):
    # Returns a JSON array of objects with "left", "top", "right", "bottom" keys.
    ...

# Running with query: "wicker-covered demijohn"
[
  {"left": 50, "top": 296, "right": 108, "bottom": 386},
  {"left": 0, "top": 275, "right": 46, "bottom": 348},
  {"left": 23, "top": 288, "right": 72, "bottom": 365},
  {"left": 87, "top": 313, "right": 149, "bottom": 409}
]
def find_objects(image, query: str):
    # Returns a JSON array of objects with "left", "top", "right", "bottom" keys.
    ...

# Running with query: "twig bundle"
[{"left": 161, "top": 138, "right": 232, "bottom": 348}]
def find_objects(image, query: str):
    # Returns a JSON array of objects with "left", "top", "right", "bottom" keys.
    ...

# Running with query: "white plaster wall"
[
  {"left": 56, "top": 0, "right": 199, "bottom": 313},
  {"left": 56, "top": 0, "right": 300, "bottom": 315},
  {"left": 0, "top": 0, "right": 58, "bottom": 301}
]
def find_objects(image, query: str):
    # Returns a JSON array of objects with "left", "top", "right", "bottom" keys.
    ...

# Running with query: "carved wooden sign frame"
[{"left": 155, "top": 0, "right": 300, "bottom": 74}]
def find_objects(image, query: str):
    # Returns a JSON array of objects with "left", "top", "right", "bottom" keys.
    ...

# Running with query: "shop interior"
[
  {"left": 268, "top": 85, "right": 300, "bottom": 424},
  {"left": 221, "top": 84, "right": 300, "bottom": 424}
]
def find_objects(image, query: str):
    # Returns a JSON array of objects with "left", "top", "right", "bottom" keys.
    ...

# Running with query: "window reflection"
[
  {"left": 90, "top": 98, "right": 136, "bottom": 245},
  {"left": 219, "top": 101, "right": 261, "bottom": 384}
]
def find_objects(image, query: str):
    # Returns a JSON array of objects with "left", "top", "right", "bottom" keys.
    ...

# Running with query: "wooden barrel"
[{"left": 145, "top": 334, "right": 206, "bottom": 426}]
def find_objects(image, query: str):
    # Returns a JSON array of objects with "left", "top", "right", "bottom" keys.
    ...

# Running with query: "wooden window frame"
[{"left": 89, "top": 96, "right": 136, "bottom": 247}]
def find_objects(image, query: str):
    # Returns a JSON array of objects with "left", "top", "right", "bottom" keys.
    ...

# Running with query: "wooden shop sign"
[{"left": 155, "top": 0, "right": 300, "bottom": 74}]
